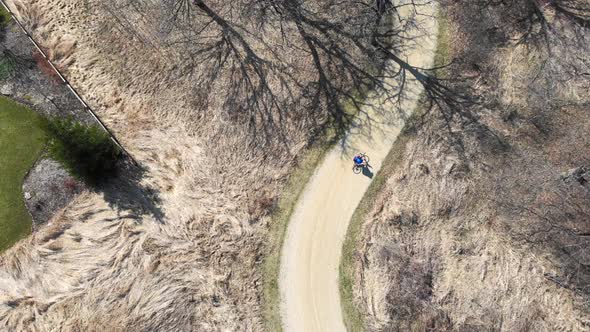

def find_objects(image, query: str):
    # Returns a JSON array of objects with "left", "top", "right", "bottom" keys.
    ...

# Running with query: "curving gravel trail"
[{"left": 279, "top": 2, "right": 439, "bottom": 331}]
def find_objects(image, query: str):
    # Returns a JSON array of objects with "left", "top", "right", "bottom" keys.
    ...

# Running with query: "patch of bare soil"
[
  {"left": 353, "top": 1, "right": 590, "bottom": 331},
  {"left": 0, "top": 0, "right": 394, "bottom": 331},
  {"left": 22, "top": 158, "right": 86, "bottom": 227}
]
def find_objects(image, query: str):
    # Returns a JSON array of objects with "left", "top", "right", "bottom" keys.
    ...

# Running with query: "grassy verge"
[
  {"left": 339, "top": 126, "right": 414, "bottom": 332},
  {"left": 0, "top": 96, "right": 46, "bottom": 251},
  {"left": 338, "top": 9, "right": 451, "bottom": 332}
]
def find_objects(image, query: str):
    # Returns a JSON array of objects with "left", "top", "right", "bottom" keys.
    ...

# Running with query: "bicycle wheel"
[
  {"left": 362, "top": 154, "right": 370, "bottom": 163},
  {"left": 353, "top": 165, "right": 362, "bottom": 174}
]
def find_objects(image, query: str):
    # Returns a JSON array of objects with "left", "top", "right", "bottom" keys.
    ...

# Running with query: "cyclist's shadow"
[{"left": 361, "top": 165, "right": 374, "bottom": 179}]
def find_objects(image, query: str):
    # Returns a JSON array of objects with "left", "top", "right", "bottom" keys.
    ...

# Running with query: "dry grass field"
[
  {"left": 2, "top": 0, "right": 588, "bottom": 330},
  {"left": 0, "top": 0, "right": 388, "bottom": 330},
  {"left": 350, "top": 1, "right": 590, "bottom": 331}
]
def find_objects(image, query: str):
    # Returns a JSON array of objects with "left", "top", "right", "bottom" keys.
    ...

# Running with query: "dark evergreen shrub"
[{"left": 43, "top": 117, "right": 122, "bottom": 185}]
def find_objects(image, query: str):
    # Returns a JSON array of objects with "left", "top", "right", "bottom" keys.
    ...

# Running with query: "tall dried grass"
[
  {"left": 0, "top": 0, "right": 337, "bottom": 330},
  {"left": 352, "top": 1, "right": 590, "bottom": 330}
]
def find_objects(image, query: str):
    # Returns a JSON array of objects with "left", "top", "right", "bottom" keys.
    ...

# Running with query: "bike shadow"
[{"left": 362, "top": 165, "right": 374, "bottom": 179}]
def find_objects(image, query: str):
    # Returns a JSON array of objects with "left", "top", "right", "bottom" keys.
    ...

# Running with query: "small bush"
[
  {"left": 0, "top": 6, "right": 11, "bottom": 29},
  {"left": 0, "top": 51, "right": 17, "bottom": 80},
  {"left": 42, "top": 117, "right": 122, "bottom": 185}
]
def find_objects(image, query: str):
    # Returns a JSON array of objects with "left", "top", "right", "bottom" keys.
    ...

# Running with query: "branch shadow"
[{"left": 98, "top": 159, "right": 165, "bottom": 223}]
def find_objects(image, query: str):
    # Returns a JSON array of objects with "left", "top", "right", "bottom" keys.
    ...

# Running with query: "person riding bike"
[{"left": 353, "top": 154, "right": 366, "bottom": 168}]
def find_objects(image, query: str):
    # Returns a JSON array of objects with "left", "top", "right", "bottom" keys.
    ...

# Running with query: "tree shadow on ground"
[{"left": 98, "top": 159, "right": 165, "bottom": 223}]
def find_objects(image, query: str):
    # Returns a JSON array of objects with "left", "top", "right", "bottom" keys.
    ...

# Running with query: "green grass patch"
[
  {"left": 433, "top": 9, "right": 451, "bottom": 73},
  {"left": 338, "top": 9, "right": 451, "bottom": 332},
  {"left": 0, "top": 5, "right": 11, "bottom": 29},
  {"left": 0, "top": 96, "right": 46, "bottom": 251},
  {"left": 0, "top": 96, "right": 121, "bottom": 252}
]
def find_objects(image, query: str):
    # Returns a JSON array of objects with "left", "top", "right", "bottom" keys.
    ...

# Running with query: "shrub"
[
  {"left": 0, "top": 51, "right": 17, "bottom": 80},
  {"left": 0, "top": 6, "right": 11, "bottom": 29},
  {"left": 43, "top": 117, "right": 122, "bottom": 185}
]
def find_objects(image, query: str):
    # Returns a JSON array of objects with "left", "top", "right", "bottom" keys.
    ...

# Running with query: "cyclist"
[{"left": 353, "top": 154, "right": 366, "bottom": 168}]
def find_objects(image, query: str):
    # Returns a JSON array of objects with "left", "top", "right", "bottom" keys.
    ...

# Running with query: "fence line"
[{"left": 0, "top": 0, "right": 139, "bottom": 166}]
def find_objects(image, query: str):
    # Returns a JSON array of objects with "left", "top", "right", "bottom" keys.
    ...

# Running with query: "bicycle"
[{"left": 352, "top": 153, "right": 370, "bottom": 174}]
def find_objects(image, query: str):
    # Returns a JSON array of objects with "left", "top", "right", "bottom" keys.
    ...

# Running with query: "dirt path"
[{"left": 279, "top": 3, "right": 439, "bottom": 331}]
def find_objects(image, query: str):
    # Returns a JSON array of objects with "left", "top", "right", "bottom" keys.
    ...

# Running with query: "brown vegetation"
[
  {"left": 31, "top": 49, "right": 60, "bottom": 83},
  {"left": 0, "top": 0, "right": 441, "bottom": 331},
  {"left": 352, "top": 0, "right": 590, "bottom": 331}
]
